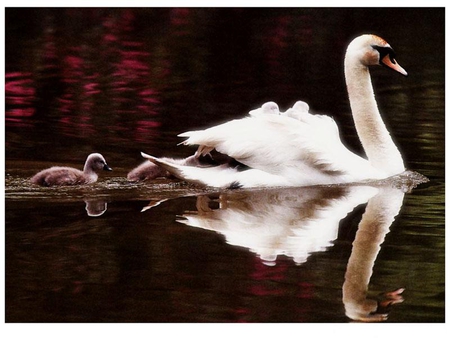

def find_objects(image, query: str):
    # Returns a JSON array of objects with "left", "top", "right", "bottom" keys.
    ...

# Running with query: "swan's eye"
[{"left": 371, "top": 45, "right": 397, "bottom": 64}]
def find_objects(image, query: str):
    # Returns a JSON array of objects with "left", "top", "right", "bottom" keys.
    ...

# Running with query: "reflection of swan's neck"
[
  {"left": 344, "top": 55, "right": 404, "bottom": 175},
  {"left": 342, "top": 188, "right": 405, "bottom": 321}
]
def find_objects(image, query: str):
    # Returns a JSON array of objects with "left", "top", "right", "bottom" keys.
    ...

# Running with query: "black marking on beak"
[{"left": 371, "top": 45, "right": 397, "bottom": 65}]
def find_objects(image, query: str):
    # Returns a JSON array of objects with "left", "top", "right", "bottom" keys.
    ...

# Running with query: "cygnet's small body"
[
  {"left": 127, "top": 155, "right": 211, "bottom": 182},
  {"left": 127, "top": 160, "right": 171, "bottom": 182},
  {"left": 30, "top": 153, "right": 112, "bottom": 186}
]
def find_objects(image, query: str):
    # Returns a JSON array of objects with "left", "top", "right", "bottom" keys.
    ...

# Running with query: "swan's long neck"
[{"left": 344, "top": 55, "right": 404, "bottom": 176}]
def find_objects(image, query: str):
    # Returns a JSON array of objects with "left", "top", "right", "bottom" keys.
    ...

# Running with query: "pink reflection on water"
[
  {"left": 135, "top": 120, "right": 162, "bottom": 142},
  {"left": 56, "top": 49, "right": 97, "bottom": 137},
  {"left": 5, "top": 72, "right": 36, "bottom": 127},
  {"left": 59, "top": 115, "right": 94, "bottom": 138},
  {"left": 250, "top": 259, "right": 288, "bottom": 295},
  {"left": 6, "top": 9, "right": 163, "bottom": 145},
  {"left": 52, "top": 10, "right": 162, "bottom": 142},
  {"left": 6, "top": 108, "right": 35, "bottom": 117},
  {"left": 103, "top": 12, "right": 161, "bottom": 143},
  {"left": 170, "top": 8, "right": 192, "bottom": 36},
  {"left": 235, "top": 257, "right": 316, "bottom": 322},
  {"left": 265, "top": 13, "right": 314, "bottom": 78}
]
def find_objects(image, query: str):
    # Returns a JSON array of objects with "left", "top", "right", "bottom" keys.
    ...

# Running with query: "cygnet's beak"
[{"left": 103, "top": 164, "right": 113, "bottom": 171}]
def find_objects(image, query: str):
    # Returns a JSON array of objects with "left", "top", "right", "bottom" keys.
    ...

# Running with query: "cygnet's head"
[
  {"left": 291, "top": 101, "right": 309, "bottom": 113},
  {"left": 283, "top": 100, "right": 310, "bottom": 120},
  {"left": 261, "top": 101, "right": 280, "bottom": 114},
  {"left": 249, "top": 101, "right": 280, "bottom": 116},
  {"left": 85, "top": 153, "right": 112, "bottom": 172}
]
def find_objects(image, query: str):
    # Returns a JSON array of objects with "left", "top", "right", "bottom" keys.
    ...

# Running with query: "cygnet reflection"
[{"left": 84, "top": 199, "right": 108, "bottom": 217}]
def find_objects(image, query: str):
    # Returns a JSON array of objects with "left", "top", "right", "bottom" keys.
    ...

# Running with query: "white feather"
[{"left": 144, "top": 34, "right": 407, "bottom": 189}]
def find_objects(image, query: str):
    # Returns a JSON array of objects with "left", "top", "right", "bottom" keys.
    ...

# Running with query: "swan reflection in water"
[
  {"left": 342, "top": 186, "right": 406, "bottom": 322},
  {"left": 147, "top": 171, "right": 426, "bottom": 322}
]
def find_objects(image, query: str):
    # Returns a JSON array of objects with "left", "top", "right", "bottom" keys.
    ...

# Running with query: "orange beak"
[{"left": 381, "top": 54, "right": 408, "bottom": 76}]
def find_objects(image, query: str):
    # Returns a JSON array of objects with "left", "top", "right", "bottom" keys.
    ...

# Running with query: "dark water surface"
[{"left": 5, "top": 8, "right": 445, "bottom": 323}]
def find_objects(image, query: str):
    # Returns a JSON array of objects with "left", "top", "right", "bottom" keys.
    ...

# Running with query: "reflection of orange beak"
[{"left": 381, "top": 54, "right": 408, "bottom": 76}]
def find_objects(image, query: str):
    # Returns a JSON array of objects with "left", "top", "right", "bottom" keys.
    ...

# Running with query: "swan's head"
[{"left": 346, "top": 34, "right": 408, "bottom": 76}]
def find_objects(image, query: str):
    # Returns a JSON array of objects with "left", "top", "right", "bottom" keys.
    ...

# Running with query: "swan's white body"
[{"left": 142, "top": 34, "right": 407, "bottom": 189}]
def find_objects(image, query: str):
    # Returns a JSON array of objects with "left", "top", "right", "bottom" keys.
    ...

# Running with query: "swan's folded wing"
[
  {"left": 293, "top": 114, "right": 385, "bottom": 179},
  {"left": 178, "top": 114, "right": 364, "bottom": 178},
  {"left": 180, "top": 115, "right": 308, "bottom": 163}
]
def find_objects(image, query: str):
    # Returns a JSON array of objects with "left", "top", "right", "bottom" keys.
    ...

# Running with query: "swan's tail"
[{"left": 140, "top": 152, "right": 241, "bottom": 188}]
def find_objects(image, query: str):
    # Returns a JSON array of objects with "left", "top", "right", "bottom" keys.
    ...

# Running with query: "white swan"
[{"left": 142, "top": 34, "right": 408, "bottom": 189}]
